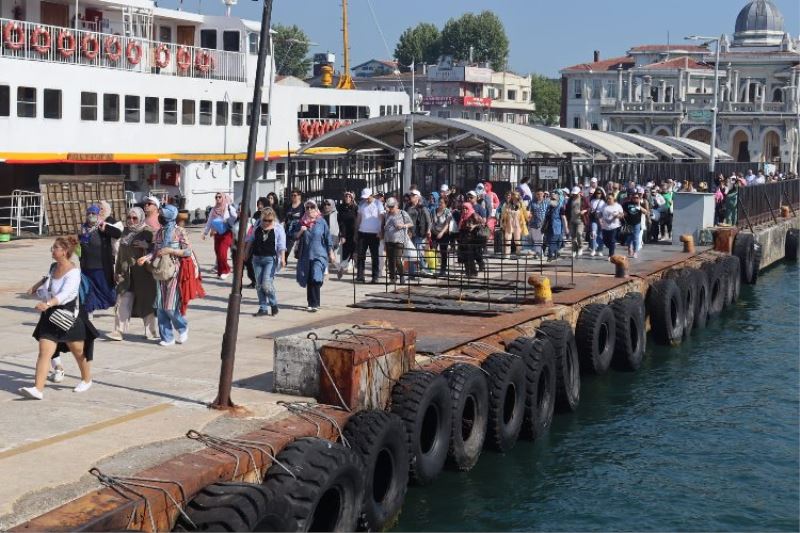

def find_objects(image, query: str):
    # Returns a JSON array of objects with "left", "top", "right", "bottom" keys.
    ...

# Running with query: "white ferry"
[{"left": 0, "top": 0, "right": 409, "bottom": 210}]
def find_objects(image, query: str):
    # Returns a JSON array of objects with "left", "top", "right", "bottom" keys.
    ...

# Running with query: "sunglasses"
[
  {"left": 215, "top": 195, "right": 222, "bottom": 199},
  {"left": 127, "top": 216, "right": 140, "bottom": 220},
  {"left": 262, "top": 218, "right": 274, "bottom": 223}
]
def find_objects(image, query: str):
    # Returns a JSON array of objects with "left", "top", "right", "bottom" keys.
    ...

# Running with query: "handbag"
[
  {"left": 49, "top": 307, "right": 77, "bottom": 332},
  {"left": 149, "top": 254, "right": 178, "bottom": 281}
]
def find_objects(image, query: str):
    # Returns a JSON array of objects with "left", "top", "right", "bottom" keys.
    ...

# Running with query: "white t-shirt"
[
  {"left": 357, "top": 200, "right": 385, "bottom": 234},
  {"left": 37, "top": 266, "right": 81, "bottom": 305},
  {"left": 600, "top": 203, "right": 624, "bottom": 230}
]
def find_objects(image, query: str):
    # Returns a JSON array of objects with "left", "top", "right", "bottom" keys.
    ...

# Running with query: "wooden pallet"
[{"left": 39, "top": 175, "right": 126, "bottom": 235}]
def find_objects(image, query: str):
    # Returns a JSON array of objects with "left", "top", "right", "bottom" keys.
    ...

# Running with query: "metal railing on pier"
[
  {"left": 737, "top": 179, "right": 800, "bottom": 229},
  {"left": 0, "top": 190, "right": 45, "bottom": 236}
]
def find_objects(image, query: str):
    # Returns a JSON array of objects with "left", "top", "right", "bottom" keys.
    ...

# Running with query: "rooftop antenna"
[
  {"left": 222, "top": 0, "right": 236, "bottom": 16},
  {"left": 667, "top": 30, "right": 670, "bottom": 61}
]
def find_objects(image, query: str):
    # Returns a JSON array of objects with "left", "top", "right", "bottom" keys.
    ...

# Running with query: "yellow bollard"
[{"left": 527, "top": 274, "right": 552, "bottom": 304}]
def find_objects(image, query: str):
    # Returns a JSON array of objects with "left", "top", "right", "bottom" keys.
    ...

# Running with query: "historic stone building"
[{"left": 560, "top": 0, "right": 799, "bottom": 169}]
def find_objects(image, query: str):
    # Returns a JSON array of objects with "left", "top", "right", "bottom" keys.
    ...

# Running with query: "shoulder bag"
[
  {"left": 44, "top": 269, "right": 78, "bottom": 332},
  {"left": 148, "top": 253, "right": 178, "bottom": 281}
]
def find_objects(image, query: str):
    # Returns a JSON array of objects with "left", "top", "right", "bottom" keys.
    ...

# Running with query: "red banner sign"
[{"left": 462, "top": 96, "right": 493, "bottom": 108}]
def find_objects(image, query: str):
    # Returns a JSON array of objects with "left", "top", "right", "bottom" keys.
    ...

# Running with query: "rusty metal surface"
[{"left": 12, "top": 407, "right": 352, "bottom": 533}]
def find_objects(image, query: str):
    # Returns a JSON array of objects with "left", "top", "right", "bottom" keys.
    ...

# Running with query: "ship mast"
[{"left": 336, "top": 0, "right": 355, "bottom": 89}]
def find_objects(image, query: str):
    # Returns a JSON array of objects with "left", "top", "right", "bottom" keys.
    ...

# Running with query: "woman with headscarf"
[
  {"left": 108, "top": 207, "right": 158, "bottom": 341},
  {"left": 295, "top": 201, "right": 336, "bottom": 312},
  {"left": 336, "top": 191, "right": 358, "bottom": 279},
  {"left": 138, "top": 205, "right": 193, "bottom": 346},
  {"left": 202, "top": 193, "right": 237, "bottom": 279},
  {"left": 458, "top": 201, "right": 485, "bottom": 277},
  {"left": 80, "top": 204, "right": 122, "bottom": 315},
  {"left": 499, "top": 191, "right": 529, "bottom": 257}
]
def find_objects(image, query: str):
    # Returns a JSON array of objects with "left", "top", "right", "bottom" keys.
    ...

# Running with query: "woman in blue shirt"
[{"left": 295, "top": 201, "right": 336, "bottom": 312}]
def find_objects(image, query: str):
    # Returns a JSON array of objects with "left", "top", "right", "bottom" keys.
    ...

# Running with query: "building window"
[
  {"left": 182, "top": 100, "right": 195, "bottom": 125},
  {"left": 461, "top": 111, "right": 470, "bottom": 119},
  {"left": 200, "top": 29, "right": 217, "bottom": 49},
  {"left": 164, "top": 98, "right": 178, "bottom": 124},
  {"left": 0, "top": 85, "right": 9, "bottom": 117},
  {"left": 573, "top": 116, "right": 581, "bottom": 128},
  {"left": 145, "top": 97, "right": 159, "bottom": 124},
  {"left": 232, "top": 102, "right": 244, "bottom": 126},
  {"left": 437, "top": 111, "right": 450, "bottom": 119},
  {"left": 222, "top": 30, "right": 240, "bottom": 52},
  {"left": 504, "top": 112, "right": 514, "bottom": 123},
  {"left": 43, "top": 89, "right": 61, "bottom": 119},
  {"left": 475, "top": 111, "right": 481, "bottom": 120},
  {"left": 573, "top": 79, "right": 583, "bottom": 99},
  {"left": 103, "top": 94, "right": 119, "bottom": 122},
  {"left": 522, "top": 91, "right": 529, "bottom": 102},
  {"left": 507, "top": 90, "right": 517, "bottom": 101},
  {"left": 80, "top": 92, "right": 97, "bottom": 121},
  {"left": 216, "top": 101, "right": 228, "bottom": 125},
  {"left": 125, "top": 95, "right": 140, "bottom": 123},
  {"left": 591, "top": 79, "right": 602, "bottom": 100},
  {"left": 200, "top": 100, "right": 212, "bottom": 125},
  {"left": 606, "top": 81, "right": 617, "bottom": 99},
  {"left": 17, "top": 87, "right": 36, "bottom": 118},
  {"left": 248, "top": 33, "right": 258, "bottom": 54}
]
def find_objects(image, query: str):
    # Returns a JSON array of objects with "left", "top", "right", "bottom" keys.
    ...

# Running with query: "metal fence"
[
  {"left": 737, "top": 179, "right": 800, "bottom": 229},
  {"left": 0, "top": 190, "right": 45, "bottom": 236},
  {"left": 0, "top": 17, "right": 246, "bottom": 82}
]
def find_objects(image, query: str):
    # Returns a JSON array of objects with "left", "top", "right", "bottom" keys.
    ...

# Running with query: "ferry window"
[
  {"left": 216, "top": 101, "right": 228, "bottom": 126},
  {"left": 358, "top": 106, "right": 369, "bottom": 118},
  {"left": 17, "top": 87, "right": 36, "bottom": 118},
  {"left": 200, "top": 29, "right": 217, "bottom": 50},
  {"left": 145, "top": 97, "right": 159, "bottom": 124},
  {"left": 247, "top": 103, "right": 268, "bottom": 125},
  {"left": 164, "top": 98, "right": 178, "bottom": 124},
  {"left": 199, "top": 100, "right": 212, "bottom": 125},
  {"left": 44, "top": 89, "right": 62, "bottom": 119},
  {"left": 103, "top": 94, "right": 119, "bottom": 122},
  {"left": 0, "top": 85, "right": 8, "bottom": 117},
  {"left": 159, "top": 26, "right": 172, "bottom": 43},
  {"left": 125, "top": 95, "right": 140, "bottom": 123},
  {"left": 182, "top": 100, "right": 195, "bottom": 125},
  {"left": 232, "top": 102, "right": 243, "bottom": 126},
  {"left": 248, "top": 33, "right": 258, "bottom": 54},
  {"left": 379, "top": 105, "right": 385, "bottom": 116},
  {"left": 80, "top": 92, "right": 97, "bottom": 121},
  {"left": 222, "top": 31, "right": 240, "bottom": 52}
]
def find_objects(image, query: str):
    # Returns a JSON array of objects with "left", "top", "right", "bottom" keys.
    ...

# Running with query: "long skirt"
[{"left": 83, "top": 268, "right": 116, "bottom": 313}]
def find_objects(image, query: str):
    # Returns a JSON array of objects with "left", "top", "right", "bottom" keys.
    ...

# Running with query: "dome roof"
[{"left": 733, "top": 0, "right": 785, "bottom": 47}]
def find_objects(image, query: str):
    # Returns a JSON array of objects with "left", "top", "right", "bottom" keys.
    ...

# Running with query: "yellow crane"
[{"left": 336, "top": 0, "right": 355, "bottom": 89}]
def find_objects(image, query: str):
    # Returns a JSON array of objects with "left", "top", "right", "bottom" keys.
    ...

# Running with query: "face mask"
[
  {"left": 158, "top": 215, "right": 167, "bottom": 225},
  {"left": 86, "top": 214, "right": 98, "bottom": 224}
]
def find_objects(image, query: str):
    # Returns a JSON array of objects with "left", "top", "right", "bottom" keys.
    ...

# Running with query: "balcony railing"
[{"left": 0, "top": 17, "right": 246, "bottom": 82}]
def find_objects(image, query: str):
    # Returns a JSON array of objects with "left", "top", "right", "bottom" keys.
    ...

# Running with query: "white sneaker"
[
  {"left": 597, "top": 251, "right": 604, "bottom": 257},
  {"left": 590, "top": 250, "right": 596, "bottom": 257},
  {"left": 107, "top": 331, "right": 123, "bottom": 341},
  {"left": 19, "top": 386, "right": 43, "bottom": 400},
  {"left": 177, "top": 329, "right": 188, "bottom": 344},
  {"left": 53, "top": 367, "right": 65, "bottom": 383},
  {"left": 219, "top": 273, "right": 231, "bottom": 280},
  {"left": 73, "top": 380, "right": 92, "bottom": 393},
  {"left": 307, "top": 306, "right": 318, "bottom": 313},
  {"left": 159, "top": 339, "right": 175, "bottom": 347},
  {"left": 577, "top": 249, "right": 583, "bottom": 256}
]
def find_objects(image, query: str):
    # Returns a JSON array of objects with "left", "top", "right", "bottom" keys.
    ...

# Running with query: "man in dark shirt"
[{"left": 283, "top": 189, "right": 305, "bottom": 263}]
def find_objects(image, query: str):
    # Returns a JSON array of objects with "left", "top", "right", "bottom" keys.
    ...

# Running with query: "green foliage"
[
  {"left": 394, "top": 22, "right": 440, "bottom": 69},
  {"left": 273, "top": 24, "right": 312, "bottom": 78},
  {"left": 439, "top": 11, "right": 509, "bottom": 71},
  {"left": 530, "top": 74, "right": 561, "bottom": 126}
]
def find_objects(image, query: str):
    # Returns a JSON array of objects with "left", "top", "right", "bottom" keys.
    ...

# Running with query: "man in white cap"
[
  {"left": 565, "top": 186, "right": 589, "bottom": 257},
  {"left": 355, "top": 187, "right": 384, "bottom": 283},
  {"left": 586, "top": 177, "right": 599, "bottom": 198}
]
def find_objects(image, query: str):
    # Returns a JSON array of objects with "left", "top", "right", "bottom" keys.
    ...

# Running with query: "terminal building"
[{"left": 559, "top": 0, "right": 799, "bottom": 170}]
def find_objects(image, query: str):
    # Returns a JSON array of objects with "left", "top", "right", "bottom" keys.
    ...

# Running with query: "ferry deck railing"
[
  {"left": 0, "top": 190, "right": 45, "bottom": 236},
  {"left": 0, "top": 17, "right": 246, "bottom": 82},
  {"left": 737, "top": 179, "right": 800, "bottom": 229}
]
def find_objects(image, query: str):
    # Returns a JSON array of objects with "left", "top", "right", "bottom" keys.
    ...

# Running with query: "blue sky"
[{"left": 194, "top": 0, "right": 799, "bottom": 76}]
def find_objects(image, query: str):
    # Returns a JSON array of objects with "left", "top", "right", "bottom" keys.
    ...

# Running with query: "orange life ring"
[
  {"left": 126, "top": 40, "right": 142, "bottom": 65},
  {"left": 3, "top": 21, "right": 24, "bottom": 50},
  {"left": 195, "top": 49, "right": 213, "bottom": 73},
  {"left": 176, "top": 46, "right": 191, "bottom": 72},
  {"left": 104, "top": 36, "right": 121, "bottom": 62},
  {"left": 56, "top": 30, "right": 75, "bottom": 57},
  {"left": 299, "top": 120, "right": 312, "bottom": 141},
  {"left": 154, "top": 43, "right": 170, "bottom": 68},
  {"left": 81, "top": 33, "right": 99, "bottom": 60},
  {"left": 31, "top": 27, "right": 51, "bottom": 54},
  {"left": 314, "top": 121, "right": 325, "bottom": 138}
]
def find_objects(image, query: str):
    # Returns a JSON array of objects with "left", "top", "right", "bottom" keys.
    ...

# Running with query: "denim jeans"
[
  {"left": 546, "top": 234, "right": 564, "bottom": 259},
  {"left": 252, "top": 254, "right": 278, "bottom": 311},
  {"left": 409, "top": 236, "right": 426, "bottom": 276},
  {"left": 626, "top": 223, "right": 642, "bottom": 253},
  {"left": 590, "top": 221, "right": 604, "bottom": 252},
  {"left": 157, "top": 308, "right": 187, "bottom": 343},
  {"left": 527, "top": 227, "right": 543, "bottom": 255},
  {"left": 602, "top": 228, "right": 620, "bottom": 257}
]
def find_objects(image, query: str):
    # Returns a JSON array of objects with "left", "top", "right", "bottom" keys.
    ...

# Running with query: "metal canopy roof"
[
  {"left": 536, "top": 127, "right": 658, "bottom": 160},
  {"left": 651, "top": 136, "right": 735, "bottom": 161},
  {"left": 610, "top": 132, "right": 697, "bottom": 160}
]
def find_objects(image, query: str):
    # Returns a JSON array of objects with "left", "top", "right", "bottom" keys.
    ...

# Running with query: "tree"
[
  {"left": 394, "top": 22, "right": 440, "bottom": 69},
  {"left": 530, "top": 74, "right": 561, "bottom": 126},
  {"left": 439, "top": 11, "right": 509, "bottom": 71},
  {"left": 273, "top": 24, "right": 312, "bottom": 78}
]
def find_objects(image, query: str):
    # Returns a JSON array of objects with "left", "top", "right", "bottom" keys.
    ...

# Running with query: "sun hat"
[{"left": 360, "top": 187, "right": 372, "bottom": 199}]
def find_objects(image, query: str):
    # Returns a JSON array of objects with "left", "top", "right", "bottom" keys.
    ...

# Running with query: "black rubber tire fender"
[
  {"left": 575, "top": 303, "right": 617, "bottom": 375},
  {"left": 692, "top": 268, "right": 710, "bottom": 330},
  {"left": 647, "top": 278, "right": 684, "bottom": 346},
  {"left": 787, "top": 228, "right": 799, "bottom": 261},
  {"left": 443, "top": 363, "right": 489, "bottom": 471},
  {"left": 723, "top": 255, "right": 741, "bottom": 304},
  {"left": 535, "top": 320, "right": 580, "bottom": 413},
  {"left": 506, "top": 336, "right": 556, "bottom": 441},
  {"left": 673, "top": 270, "right": 698, "bottom": 336},
  {"left": 610, "top": 293, "right": 646, "bottom": 371},
  {"left": 703, "top": 262, "right": 725, "bottom": 318},
  {"left": 174, "top": 482, "right": 287, "bottom": 532},
  {"left": 481, "top": 352, "right": 527, "bottom": 452},
  {"left": 733, "top": 232, "right": 756, "bottom": 284},
  {"left": 261, "top": 437, "right": 365, "bottom": 532},
  {"left": 342, "top": 410, "right": 409, "bottom": 531},
  {"left": 390, "top": 371, "right": 452, "bottom": 486}
]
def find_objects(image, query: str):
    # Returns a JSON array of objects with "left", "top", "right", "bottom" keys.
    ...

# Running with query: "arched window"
[{"left": 773, "top": 88, "right": 783, "bottom": 103}]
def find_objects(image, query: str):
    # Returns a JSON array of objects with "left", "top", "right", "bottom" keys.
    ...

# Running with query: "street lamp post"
[{"left": 686, "top": 34, "right": 723, "bottom": 178}]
